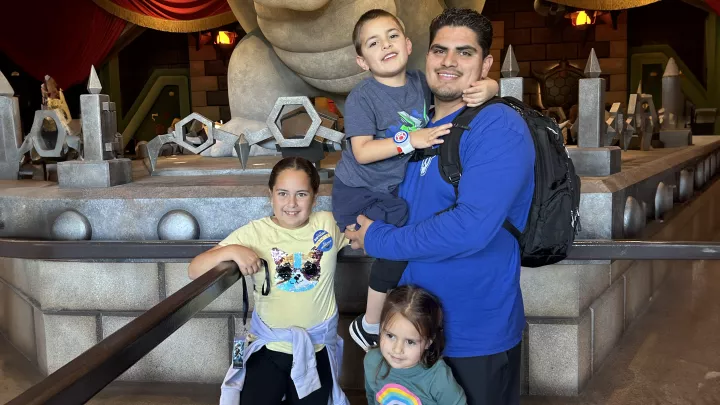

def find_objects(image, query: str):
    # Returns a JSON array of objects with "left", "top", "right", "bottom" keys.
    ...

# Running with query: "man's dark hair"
[
  {"left": 429, "top": 8, "right": 493, "bottom": 58},
  {"left": 352, "top": 9, "right": 405, "bottom": 55}
]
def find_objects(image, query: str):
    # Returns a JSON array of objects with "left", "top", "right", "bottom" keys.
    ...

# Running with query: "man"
[{"left": 345, "top": 8, "right": 535, "bottom": 405}]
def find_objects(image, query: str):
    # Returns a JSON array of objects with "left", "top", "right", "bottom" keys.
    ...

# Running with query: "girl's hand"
[
  {"left": 463, "top": 77, "right": 499, "bottom": 107},
  {"left": 226, "top": 245, "right": 264, "bottom": 276},
  {"left": 409, "top": 124, "right": 452, "bottom": 149}
]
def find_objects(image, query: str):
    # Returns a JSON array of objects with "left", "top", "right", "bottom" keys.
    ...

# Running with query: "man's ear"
[
  {"left": 481, "top": 54, "right": 494, "bottom": 79},
  {"left": 356, "top": 55, "right": 370, "bottom": 71},
  {"left": 406, "top": 37, "right": 413, "bottom": 56}
]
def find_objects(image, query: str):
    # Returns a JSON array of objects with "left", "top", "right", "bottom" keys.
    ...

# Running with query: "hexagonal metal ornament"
[
  {"left": 29, "top": 109, "right": 68, "bottom": 158},
  {"left": 173, "top": 112, "right": 215, "bottom": 154},
  {"left": 266, "top": 96, "right": 321, "bottom": 148}
]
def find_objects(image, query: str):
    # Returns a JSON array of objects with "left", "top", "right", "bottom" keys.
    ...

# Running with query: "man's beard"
[{"left": 431, "top": 86, "right": 464, "bottom": 102}]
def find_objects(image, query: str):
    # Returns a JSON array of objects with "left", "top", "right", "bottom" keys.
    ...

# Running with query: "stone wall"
[
  {"left": 188, "top": 36, "right": 232, "bottom": 124},
  {"left": 484, "top": 0, "right": 628, "bottom": 109}
]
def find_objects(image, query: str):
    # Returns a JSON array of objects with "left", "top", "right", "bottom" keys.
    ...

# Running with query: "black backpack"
[{"left": 412, "top": 96, "right": 581, "bottom": 267}]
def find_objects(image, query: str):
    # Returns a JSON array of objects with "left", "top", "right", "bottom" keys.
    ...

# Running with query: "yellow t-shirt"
[{"left": 219, "top": 211, "right": 348, "bottom": 354}]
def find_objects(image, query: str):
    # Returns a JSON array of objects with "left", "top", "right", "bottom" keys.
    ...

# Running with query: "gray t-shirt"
[{"left": 334, "top": 70, "right": 431, "bottom": 193}]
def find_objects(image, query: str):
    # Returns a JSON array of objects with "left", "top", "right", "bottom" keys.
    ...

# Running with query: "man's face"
[{"left": 425, "top": 26, "right": 493, "bottom": 102}]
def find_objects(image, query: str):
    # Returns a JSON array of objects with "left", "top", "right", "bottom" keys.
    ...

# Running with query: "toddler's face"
[
  {"left": 379, "top": 313, "right": 429, "bottom": 369},
  {"left": 356, "top": 16, "right": 411, "bottom": 79}
]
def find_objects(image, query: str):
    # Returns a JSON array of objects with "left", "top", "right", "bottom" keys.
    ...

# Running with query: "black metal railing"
[
  {"left": 1, "top": 238, "right": 720, "bottom": 261},
  {"left": 5, "top": 260, "right": 241, "bottom": 405}
]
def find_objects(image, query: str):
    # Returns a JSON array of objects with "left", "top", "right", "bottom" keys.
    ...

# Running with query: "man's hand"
[
  {"left": 409, "top": 124, "right": 452, "bottom": 149},
  {"left": 345, "top": 215, "right": 375, "bottom": 252}
]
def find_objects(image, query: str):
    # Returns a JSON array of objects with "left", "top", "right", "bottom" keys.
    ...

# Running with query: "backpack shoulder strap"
[{"left": 439, "top": 97, "right": 507, "bottom": 193}]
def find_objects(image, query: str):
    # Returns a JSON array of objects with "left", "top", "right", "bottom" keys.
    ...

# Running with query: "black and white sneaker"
[{"left": 349, "top": 314, "right": 379, "bottom": 352}]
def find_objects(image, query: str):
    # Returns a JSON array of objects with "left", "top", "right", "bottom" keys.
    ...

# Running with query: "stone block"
[
  {"left": 610, "top": 74, "right": 627, "bottom": 91},
  {"left": 590, "top": 276, "right": 624, "bottom": 372},
  {"left": 547, "top": 43, "right": 578, "bottom": 60},
  {"left": 518, "top": 62, "right": 531, "bottom": 77},
  {"left": 515, "top": 11, "right": 547, "bottom": 28},
  {"left": 578, "top": 192, "right": 614, "bottom": 240},
  {"left": 490, "top": 36, "right": 505, "bottom": 50},
  {"left": 605, "top": 91, "right": 627, "bottom": 106},
  {"left": 492, "top": 12, "right": 515, "bottom": 30},
  {"left": 578, "top": 42, "right": 610, "bottom": 59},
  {"left": 531, "top": 27, "right": 562, "bottom": 44},
  {"left": 528, "top": 312, "right": 592, "bottom": 396},
  {"left": 488, "top": 71, "right": 501, "bottom": 81},
  {"left": 652, "top": 260, "right": 669, "bottom": 292},
  {"left": 610, "top": 41, "right": 627, "bottom": 58},
  {"left": 506, "top": 29, "right": 532, "bottom": 45},
  {"left": 206, "top": 90, "right": 229, "bottom": 107},
  {"left": 29, "top": 261, "right": 160, "bottom": 311},
  {"left": 531, "top": 60, "right": 560, "bottom": 74},
  {"left": 193, "top": 106, "right": 221, "bottom": 122},
  {"left": 625, "top": 260, "right": 652, "bottom": 328},
  {"left": 57, "top": 159, "right": 132, "bottom": 188},
  {"left": 103, "top": 316, "right": 230, "bottom": 383},
  {"left": 514, "top": 44, "right": 546, "bottom": 61},
  {"left": 0, "top": 282, "right": 36, "bottom": 362},
  {"left": 611, "top": 260, "right": 633, "bottom": 283},
  {"left": 164, "top": 262, "right": 252, "bottom": 312},
  {"left": 562, "top": 26, "right": 587, "bottom": 42},
  {"left": 35, "top": 313, "right": 97, "bottom": 374},
  {"left": 598, "top": 58, "right": 627, "bottom": 75},
  {"left": 189, "top": 61, "right": 205, "bottom": 77},
  {"left": 659, "top": 130, "right": 692, "bottom": 148},
  {"left": 523, "top": 77, "right": 538, "bottom": 93},
  {"left": 334, "top": 261, "right": 372, "bottom": 314},
  {"left": 567, "top": 147, "right": 621, "bottom": 177},
  {"left": 595, "top": 24, "right": 627, "bottom": 41},
  {"left": 492, "top": 21, "right": 505, "bottom": 36},
  {"left": 188, "top": 45, "right": 217, "bottom": 61},
  {"left": 192, "top": 91, "right": 207, "bottom": 107},
  {"left": 204, "top": 60, "right": 227, "bottom": 76},
  {"left": 490, "top": 49, "right": 501, "bottom": 63},
  {"left": 190, "top": 76, "right": 218, "bottom": 92},
  {"left": 218, "top": 76, "right": 228, "bottom": 91},
  {"left": 521, "top": 263, "right": 611, "bottom": 318}
]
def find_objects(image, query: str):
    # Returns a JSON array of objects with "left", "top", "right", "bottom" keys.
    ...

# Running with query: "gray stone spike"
[
  {"left": 636, "top": 80, "right": 643, "bottom": 95},
  {"left": 584, "top": 48, "right": 602, "bottom": 78},
  {"left": 0, "top": 70, "right": 14, "bottom": 96},
  {"left": 501, "top": 45, "right": 520, "bottom": 78},
  {"left": 663, "top": 57, "right": 679, "bottom": 77},
  {"left": 88, "top": 65, "right": 102, "bottom": 95}
]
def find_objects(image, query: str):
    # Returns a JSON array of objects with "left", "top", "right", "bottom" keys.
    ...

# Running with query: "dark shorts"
[
  {"left": 240, "top": 346, "right": 332, "bottom": 405},
  {"left": 445, "top": 341, "right": 522, "bottom": 405},
  {"left": 331, "top": 176, "right": 408, "bottom": 230}
]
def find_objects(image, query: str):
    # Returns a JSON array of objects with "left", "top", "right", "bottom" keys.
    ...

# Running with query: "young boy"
[{"left": 332, "top": 9, "right": 499, "bottom": 351}]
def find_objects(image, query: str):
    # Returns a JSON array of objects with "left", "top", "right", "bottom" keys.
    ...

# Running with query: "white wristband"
[{"left": 393, "top": 130, "right": 414, "bottom": 154}]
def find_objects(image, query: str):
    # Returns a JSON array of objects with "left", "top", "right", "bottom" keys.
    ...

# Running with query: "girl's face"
[
  {"left": 270, "top": 169, "right": 315, "bottom": 229},
  {"left": 379, "top": 313, "right": 431, "bottom": 369}
]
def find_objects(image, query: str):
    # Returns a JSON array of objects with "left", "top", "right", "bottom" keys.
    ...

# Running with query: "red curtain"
[
  {"left": 109, "top": 0, "right": 230, "bottom": 20},
  {"left": 708, "top": 0, "right": 720, "bottom": 15},
  {"left": 0, "top": 0, "right": 126, "bottom": 89}
]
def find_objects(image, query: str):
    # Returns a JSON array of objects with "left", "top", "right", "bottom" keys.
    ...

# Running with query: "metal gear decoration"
[
  {"left": 266, "top": 96, "right": 321, "bottom": 148},
  {"left": 173, "top": 113, "right": 216, "bottom": 155}
]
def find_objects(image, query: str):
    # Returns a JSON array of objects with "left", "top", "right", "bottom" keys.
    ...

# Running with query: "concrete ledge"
[
  {"left": 590, "top": 276, "right": 624, "bottom": 372},
  {"left": 34, "top": 313, "right": 97, "bottom": 375},
  {"left": 0, "top": 281, "right": 36, "bottom": 363}
]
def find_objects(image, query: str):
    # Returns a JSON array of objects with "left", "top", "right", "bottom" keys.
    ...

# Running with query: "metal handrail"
[
  {"left": 5, "top": 261, "right": 241, "bottom": 405},
  {"left": 1, "top": 238, "right": 720, "bottom": 261}
]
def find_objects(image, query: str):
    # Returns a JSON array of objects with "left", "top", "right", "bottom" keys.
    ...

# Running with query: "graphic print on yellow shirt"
[{"left": 272, "top": 229, "right": 334, "bottom": 292}]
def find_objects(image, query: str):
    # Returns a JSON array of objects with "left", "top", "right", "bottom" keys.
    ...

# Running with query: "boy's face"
[{"left": 356, "top": 16, "right": 412, "bottom": 79}]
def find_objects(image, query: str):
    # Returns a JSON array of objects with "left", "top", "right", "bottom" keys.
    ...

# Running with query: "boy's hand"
[
  {"left": 409, "top": 124, "right": 452, "bottom": 149},
  {"left": 226, "top": 245, "right": 264, "bottom": 276},
  {"left": 463, "top": 77, "right": 500, "bottom": 107}
]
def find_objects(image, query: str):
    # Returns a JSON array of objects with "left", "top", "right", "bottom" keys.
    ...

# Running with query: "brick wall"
[
  {"left": 188, "top": 35, "right": 231, "bottom": 123},
  {"left": 485, "top": 0, "right": 628, "bottom": 110}
]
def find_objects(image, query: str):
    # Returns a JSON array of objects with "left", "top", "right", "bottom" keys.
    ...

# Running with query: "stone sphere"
[
  {"left": 157, "top": 210, "right": 200, "bottom": 240},
  {"left": 678, "top": 169, "right": 694, "bottom": 202},
  {"left": 51, "top": 210, "right": 92, "bottom": 241},
  {"left": 654, "top": 182, "right": 673, "bottom": 221},
  {"left": 623, "top": 196, "right": 645, "bottom": 238},
  {"left": 695, "top": 161, "right": 705, "bottom": 189}
]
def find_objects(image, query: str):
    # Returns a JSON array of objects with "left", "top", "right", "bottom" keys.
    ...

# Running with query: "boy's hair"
[
  {"left": 379, "top": 285, "right": 445, "bottom": 370},
  {"left": 352, "top": 9, "right": 405, "bottom": 55},
  {"left": 268, "top": 157, "right": 320, "bottom": 195},
  {"left": 429, "top": 8, "right": 493, "bottom": 58}
]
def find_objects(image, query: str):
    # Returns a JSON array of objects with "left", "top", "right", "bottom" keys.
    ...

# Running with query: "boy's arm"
[{"left": 351, "top": 126, "right": 451, "bottom": 164}]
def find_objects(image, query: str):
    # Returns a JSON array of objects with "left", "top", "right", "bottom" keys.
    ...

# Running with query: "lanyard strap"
[{"left": 241, "top": 259, "right": 270, "bottom": 326}]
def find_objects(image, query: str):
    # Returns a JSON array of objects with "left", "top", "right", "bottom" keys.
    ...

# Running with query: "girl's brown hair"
[
  {"left": 268, "top": 157, "right": 320, "bottom": 194},
  {"left": 376, "top": 285, "right": 445, "bottom": 379}
]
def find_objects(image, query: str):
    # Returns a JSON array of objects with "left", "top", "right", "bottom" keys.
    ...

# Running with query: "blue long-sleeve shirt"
[{"left": 365, "top": 104, "right": 535, "bottom": 357}]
